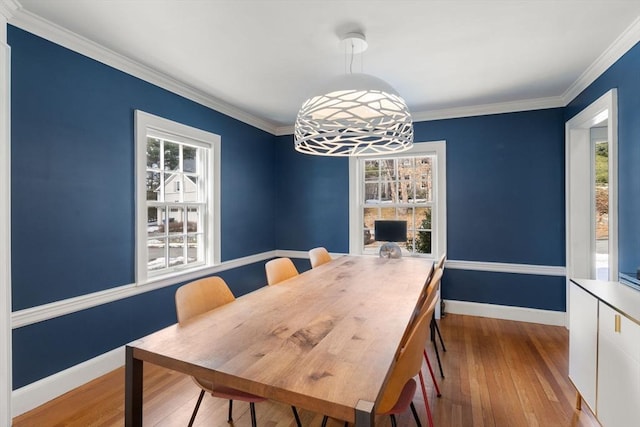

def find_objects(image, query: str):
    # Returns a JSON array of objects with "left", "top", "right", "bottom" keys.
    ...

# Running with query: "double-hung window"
[
  {"left": 135, "top": 111, "right": 220, "bottom": 284},
  {"left": 349, "top": 141, "right": 446, "bottom": 257}
]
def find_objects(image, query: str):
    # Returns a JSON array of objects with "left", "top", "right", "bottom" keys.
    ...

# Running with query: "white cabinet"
[
  {"left": 569, "top": 279, "right": 640, "bottom": 427},
  {"left": 568, "top": 282, "right": 598, "bottom": 411},
  {"left": 597, "top": 302, "right": 640, "bottom": 427}
]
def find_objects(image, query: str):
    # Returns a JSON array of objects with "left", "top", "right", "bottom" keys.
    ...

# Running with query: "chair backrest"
[
  {"left": 377, "top": 296, "right": 437, "bottom": 414},
  {"left": 265, "top": 257, "right": 299, "bottom": 285},
  {"left": 309, "top": 247, "right": 332, "bottom": 268},
  {"left": 401, "top": 267, "right": 442, "bottom": 348},
  {"left": 436, "top": 252, "right": 446, "bottom": 270},
  {"left": 175, "top": 276, "right": 235, "bottom": 323}
]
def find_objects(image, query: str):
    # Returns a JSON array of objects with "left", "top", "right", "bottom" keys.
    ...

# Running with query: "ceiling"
[{"left": 6, "top": 0, "right": 640, "bottom": 134}]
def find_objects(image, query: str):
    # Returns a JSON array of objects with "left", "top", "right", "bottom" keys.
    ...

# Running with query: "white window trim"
[
  {"left": 349, "top": 140, "right": 447, "bottom": 258},
  {"left": 135, "top": 110, "right": 221, "bottom": 286}
]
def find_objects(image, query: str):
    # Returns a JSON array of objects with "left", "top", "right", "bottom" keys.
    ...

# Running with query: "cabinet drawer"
[{"left": 599, "top": 302, "right": 640, "bottom": 362}]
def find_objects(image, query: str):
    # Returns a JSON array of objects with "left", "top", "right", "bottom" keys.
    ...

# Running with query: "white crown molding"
[
  {"left": 274, "top": 96, "right": 565, "bottom": 136},
  {"left": 6, "top": 2, "right": 640, "bottom": 138},
  {"left": 0, "top": 0, "right": 19, "bottom": 20},
  {"left": 6, "top": 6, "right": 279, "bottom": 135},
  {"left": 563, "top": 15, "right": 640, "bottom": 104},
  {"left": 444, "top": 299, "right": 566, "bottom": 326},
  {"left": 411, "top": 96, "right": 566, "bottom": 123},
  {"left": 11, "top": 250, "right": 277, "bottom": 329}
]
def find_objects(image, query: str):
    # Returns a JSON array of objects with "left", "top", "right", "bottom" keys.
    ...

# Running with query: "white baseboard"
[
  {"left": 444, "top": 299, "right": 566, "bottom": 326},
  {"left": 11, "top": 346, "right": 124, "bottom": 418}
]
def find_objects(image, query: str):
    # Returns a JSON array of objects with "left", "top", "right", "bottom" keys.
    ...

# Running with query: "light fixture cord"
[{"left": 349, "top": 39, "right": 355, "bottom": 74}]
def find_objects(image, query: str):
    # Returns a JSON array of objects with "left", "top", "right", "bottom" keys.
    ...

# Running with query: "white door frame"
[
  {"left": 565, "top": 89, "right": 618, "bottom": 326},
  {"left": 0, "top": 12, "right": 11, "bottom": 426}
]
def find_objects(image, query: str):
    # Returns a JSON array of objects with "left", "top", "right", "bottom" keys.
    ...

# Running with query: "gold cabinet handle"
[{"left": 614, "top": 314, "right": 621, "bottom": 333}]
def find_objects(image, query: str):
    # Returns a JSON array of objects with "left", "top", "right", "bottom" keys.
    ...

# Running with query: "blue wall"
[
  {"left": 9, "top": 26, "right": 277, "bottom": 388},
  {"left": 9, "top": 23, "right": 640, "bottom": 391},
  {"left": 275, "top": 109, "right": 567, "bottom": 311},
  {"left": 565, "top": 41, "right": 640, "bottom": 275}
]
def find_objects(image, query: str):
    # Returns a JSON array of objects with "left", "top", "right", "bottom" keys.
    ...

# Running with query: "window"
[
  {"left": 349, "top": 141, "right": 446, "bottom": 257},
  {"left": 135, "top": 111, "right": 220, "bottom": 284}
]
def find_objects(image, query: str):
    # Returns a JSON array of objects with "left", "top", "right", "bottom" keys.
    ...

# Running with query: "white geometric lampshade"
[{"left": 294, "top": 73, "right": 414, "bottom": 156}]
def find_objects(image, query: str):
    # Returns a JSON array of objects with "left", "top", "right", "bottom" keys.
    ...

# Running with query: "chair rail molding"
[{"left": 11, "top": 250, "right": 277, "bottom": 329}]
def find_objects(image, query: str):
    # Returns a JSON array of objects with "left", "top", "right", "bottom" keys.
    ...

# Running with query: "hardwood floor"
[{"left": 12, "top": 314, "right": 600, "bottom": 427}]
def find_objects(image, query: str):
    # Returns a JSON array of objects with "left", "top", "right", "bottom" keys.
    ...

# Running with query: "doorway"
[{"left": 566, "top": 89, "right": 618, "bottom": 291}]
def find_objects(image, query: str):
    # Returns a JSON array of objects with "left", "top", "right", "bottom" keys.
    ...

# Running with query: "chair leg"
[
  {"left": 418, "top": 370, "right": 430, "bottom": 418},
  {"left": 390, "top": 414, "right": 397, "bottom": 427},
  {"left": 410, "top": 401, "right": 423, "bottom": 427},
  {"left": 250, "top": 402, "right": 257, "bottom": 427},
  {"left": 227, "top": 399, "right": 233, "bottom": 422},
  {"left": 433, "top": 315, "right": 447, "bottom": 352},
  {"left": 188, "top": 390, "right": 205, "bottom": 427},
  {"left": 291, "top": 406, "right": 302, "bottom": 427},
  {"left": 321, "top": 415, "right": 328, "bottom": 427},
  {"left": 423, "top": 349, "right": 441, "bottom": 397},
  {"left": 432, "top": 335, "right": 445, "bottom": 378}
]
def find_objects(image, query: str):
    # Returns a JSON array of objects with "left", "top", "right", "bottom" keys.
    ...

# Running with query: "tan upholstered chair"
[
  {"left": 309, "top": 247, "right": 332, "bottom": 268},
  {"left": 265, "top": 257, "right": 299, "bottom": 285},
  {"left": 176, "top": 276, "right": 301, "bottom": 427}
]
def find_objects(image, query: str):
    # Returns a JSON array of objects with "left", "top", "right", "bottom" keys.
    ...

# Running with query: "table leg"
[
  {"left": 575, "top": 391, "right": 582, "bottom": 410},
  {"left": 355, "top": 400, "right": 375, "bottom": 427},
  {"left": 125, "top": 345, "right": 143, "bottom": 426}
]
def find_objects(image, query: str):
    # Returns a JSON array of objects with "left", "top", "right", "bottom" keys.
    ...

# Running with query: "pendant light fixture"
[{"left": 294, "top": 32, "right": 414, "bottom": 156}]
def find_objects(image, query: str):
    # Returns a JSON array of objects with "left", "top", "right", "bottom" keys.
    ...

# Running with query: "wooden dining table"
[{"left": 125, "top": 255, "right": 433, "bottom": 426}]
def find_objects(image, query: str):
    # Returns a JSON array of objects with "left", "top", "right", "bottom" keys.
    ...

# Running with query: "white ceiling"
[{"left": 7, "top": 0, "right": 640, "bottom": 133}]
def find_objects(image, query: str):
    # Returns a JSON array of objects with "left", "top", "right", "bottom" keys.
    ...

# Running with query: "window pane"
[
  {"left": 147, "top": 138, "right": 161, "bottom": 169},
  {"left": 183, "top": 146, "right": 197, "bottom": 173},
  {"left": 163, "top": 174, "right": 181, "bottom": 202},
  {"left": 187, "top": 234, "right": 201, "bottom": 264},
  {"left": 365, "top": 183, "right": 379, "bottom": 203},
  {"left": 146, "top": 172, "right": 160, "bottom": 201},
  {"left": 380, "top": 207, "right": 395, "bottom": 220},
  {"left": 364, "top": 207, "right": 378, "bottom": 230},
  {"left": 148, "top": 238, "right": 166, "bottom": 271},
  {"left": 416, "top": 157, "right": 433, "bottom": 202},
  {"left": 364, "top": 160, "right": 379, "bottom": 180},
  {"left": 168, "top": 207, "right": 184, "bottom": 233},
  {"left": 380, "top": 181, "right": 394, "bottom": 202},
  {"left": 413, "top": 230, "right": 432, "bottom": 254},
  {"left": 415, "top": 207, "right": 432, "bottom": 230},
  {"left": 148, "top": 207, "right": 165, "bottom": 238},
  {"left": 187, "top": 207, "right": 200, "bottom": 233},
  {"left": 168, "top": 236, "right": 185, "bottom": 267},
  {"left": 184, "top": 176, "right": 198, "bottom": 202},
  {"left": 164, "top": 141, "right": 180, "bottom": 171},
  {"left": 380, "top": 159, "right": 395, "bottom": 181},
  {"left": 396, "top": 207, "right": 413, "bottom": 230},
  {"left": 398, "top": 177, "right": 412, "bottom": 204}
]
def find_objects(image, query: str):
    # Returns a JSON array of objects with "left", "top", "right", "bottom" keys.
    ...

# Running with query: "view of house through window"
[
  {"left": 362, "top": 154, "right": 436, "bottom": 256},
  {"left": 145, "top": 136, "right": 208, "bottom": 274}
]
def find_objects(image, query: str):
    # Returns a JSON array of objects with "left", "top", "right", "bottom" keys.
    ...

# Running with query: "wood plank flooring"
[{"left": 12, "top": 314, "right": 601, "bottom": 427}]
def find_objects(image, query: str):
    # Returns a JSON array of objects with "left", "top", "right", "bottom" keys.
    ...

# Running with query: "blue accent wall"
[
  {"left": 275, "top": 109, "right": 566, "bottom": 310},
  {"left": 565, "top": 41, "right": 640, "bottom": 275},
  {"left": 9, "top": 26, "right": 276, "bottom": 388},
  {"left": 274, "top": 138, "right": 350, "bottom": 252},
  {"left": 9, "top": 22, "right": 640, "bottom": 392}
]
